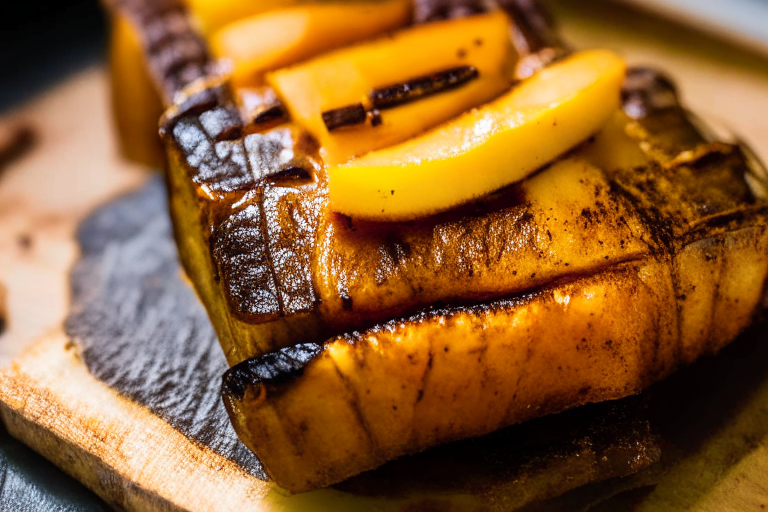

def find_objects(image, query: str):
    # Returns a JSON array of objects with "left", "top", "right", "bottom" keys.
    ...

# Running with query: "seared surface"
[
  {"left": 108, "top": 0, "right": 768, "bottom": 495},
  {"left": 214, "top": 81, "right": 768, "bottom": 490},
  {"left": 63, "top": 177, "right": 664, "bottom": 509},
  {"left": 167, "top": 89, "right": 767, "bottom": 364},
  {"left": 149, "top": 0, "right": 590, "bottom": 362}
]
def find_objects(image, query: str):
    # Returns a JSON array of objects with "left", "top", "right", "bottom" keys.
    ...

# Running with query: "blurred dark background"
[{"left": 0, "top": 0, "right": 106, "bottom": 113}]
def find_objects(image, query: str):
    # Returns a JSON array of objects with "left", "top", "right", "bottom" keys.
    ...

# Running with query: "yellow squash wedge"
[
  {"left": 329, "top": 49, "right": 627, "bottom": 220},
  {"left": 212, "top": 0, "right": 412, "bottom": 88},
  {"left": 268, "top": 10, "right": 517, "bottom": 165},
  {"left": 183, "top": 0, "right": 299, "bottom": 35}
]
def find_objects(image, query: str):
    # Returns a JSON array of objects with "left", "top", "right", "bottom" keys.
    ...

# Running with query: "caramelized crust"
[
  {"left": 107, "top": 0, "right": 768, "bottom": 365},
  {"left": 163, "top": 90, "right": 768, "bottom": 365},
  {"left": 217, "top": 100, "right": 768, "bottom": 489},
  {"left": 105, "top": 0, "right": 768, "bottom": 493},
  {"left": 145, "top": 0, "right": 581, "bottom": 363}
]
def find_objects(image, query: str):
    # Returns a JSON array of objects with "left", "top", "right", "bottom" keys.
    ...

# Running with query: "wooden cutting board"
[{"left": 1, "top": 0, "right": 768, "bottom": 510}]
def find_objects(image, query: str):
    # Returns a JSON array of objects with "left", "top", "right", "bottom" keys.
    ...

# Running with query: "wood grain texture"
[
  {"left": 0, "top": 334, "right": 273, "bottom": 512},
  {"left": 1, "top": 176, "right": 662, "bottom": 511}
]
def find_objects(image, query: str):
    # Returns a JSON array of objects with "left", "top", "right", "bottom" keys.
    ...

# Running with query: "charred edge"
[
  {"left": 160, "top": 84, "right": 236, "bottom": 139},
  {"left": 369, "top": 66, "right": 479, "bottom": 110},
  {"left": 621, "top": 67, "right": 679, "bottom": 120},
  {"left": 413, "top": 0, "right": 487, "bottom": 23},
  {"left": 143, "top": 10, "right": 190, "bottom": 53},
  {"left": 150, "top": 35, "right": 207, "bottom": 80},
  {"left": 322, "top": 103, "right": 368, "bottom": 132},
  {"left": 607, "top": 178, "right": 675, "bottom": 256},
  {"left": 222, "top": 343, "right": 324, "bottom": 400},
  {"left": 251, "top": 103, "right": 289, "bottom": 127},
  {"left": 429, "top": 257, "right": 644, "bottom": 317},
  {"left": 499, "top": 0, "right": 566, "bottom": 53},
  {"left": 266, "top": 166, "right": 313, "bottom": 182},
  {"left": 175, "top": 87, "right": 219, "bottom": 117},
  {"left": 199, "top": 107, "right": 244, "bottom": 142},
  {"left": 113, "top": 0, "right": 211, "bottom": 104},
  {"left": 333, "top": 257, "right": 647, "bottom": 353}
]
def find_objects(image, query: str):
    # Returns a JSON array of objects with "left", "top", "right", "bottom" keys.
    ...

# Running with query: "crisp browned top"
[{"left": 108, "top": 0, "right": 768, "bottom": 363}]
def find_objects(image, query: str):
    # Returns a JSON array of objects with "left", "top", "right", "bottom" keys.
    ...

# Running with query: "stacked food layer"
[{"left": 106, "top": 0, "right": 768, "bottom": 493}]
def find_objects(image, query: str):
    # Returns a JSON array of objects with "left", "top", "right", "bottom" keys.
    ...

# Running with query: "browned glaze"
[
  {"left": 108, "top": 0, "right": 768, "bottom": 370},
  {"left": 104, "top": 0, "right": 768, "bottom": 495},
  {"left": 166, "top": 83, "right": 766, "bottom": 365},
  {"left": 143, "top": 0, "right": 586, "bottom": 362}
]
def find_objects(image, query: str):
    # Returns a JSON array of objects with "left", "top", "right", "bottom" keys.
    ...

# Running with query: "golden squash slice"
[
  {"left": 211, "top": 0, "right": 412, "bottom": 88},
  {"left": 268, "top": 10, "right": 518, "bottom": 164},
  {"left": 329, "top": 49, "right": 626, "bottom": 220}
]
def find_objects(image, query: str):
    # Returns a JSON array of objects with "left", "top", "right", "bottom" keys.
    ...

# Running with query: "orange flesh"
[
  {"left": 329, "top": 50, "right": 627, "bottom": 220},
  {"left": 268, "top": 10, "right": 518, "bottom": 165},
  {"left": 211, "top": 0, "right": 413, "bottom": 88}
]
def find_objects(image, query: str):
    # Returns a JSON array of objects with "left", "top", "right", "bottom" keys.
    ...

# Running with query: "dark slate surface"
[
  {"left": 0, "top": 426, "right": 112, "bottom": 512},
  {"left": 58, "top": 176, "right": 663, "bottom": 505},
  {"left": 49, "top": 176, "right": 768, "bottom": 512},
  {"left": 64, "top": 175, "right": 265, "bottom": 479}
]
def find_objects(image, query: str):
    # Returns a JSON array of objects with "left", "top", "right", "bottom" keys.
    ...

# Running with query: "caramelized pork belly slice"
[{"left": 223, "top": 232, "right": 768, "bottom": 491}]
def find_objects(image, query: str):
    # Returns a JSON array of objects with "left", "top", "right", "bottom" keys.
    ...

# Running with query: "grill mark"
[
  {"left": 707, "top": 238, "right": 726, "bottom": 356},
  {"left": 369, "top": 66, "right": 479, "bottom": 110},
  {"left": 607, "top": 179, "right": 674, "bottom": 256},
  {"left": 322, "top": 104, "right": 368, "bottom": 132},
  {"left": 108, "top": 0, "right": 210, "bottom": 105},
  {"left": 255, "top": 186, "right": 284, "bottom": 316},
  {"left": 331, "top": 358, "right": 378, "bottom": 454}
]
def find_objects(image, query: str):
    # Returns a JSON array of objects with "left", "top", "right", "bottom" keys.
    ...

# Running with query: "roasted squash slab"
[
  {"left": 105, "top": 0, "right": 768, "bottom": 495},
  {"left": 215, "top": 102, "right": 768, "bottom": 490}
]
